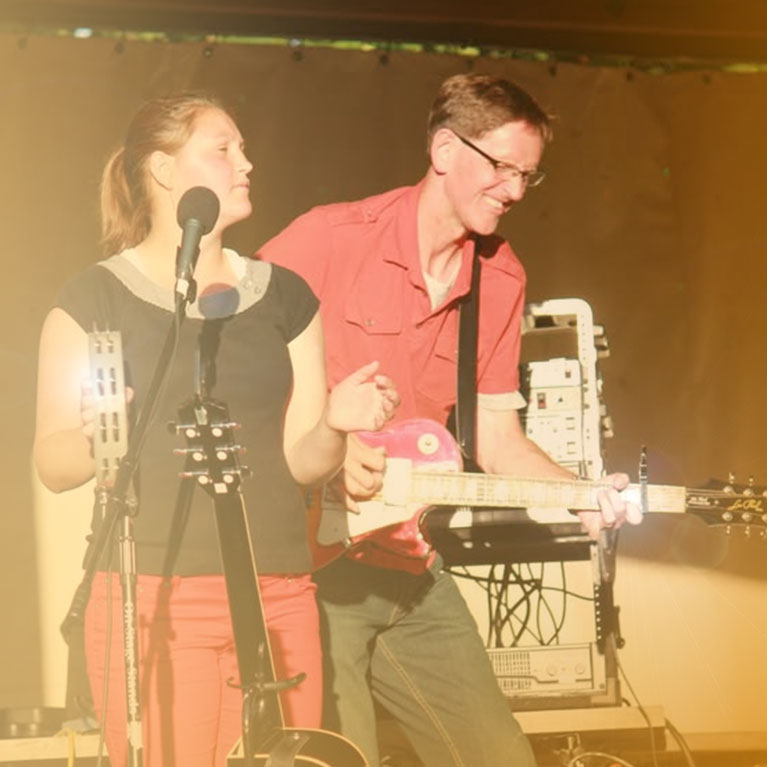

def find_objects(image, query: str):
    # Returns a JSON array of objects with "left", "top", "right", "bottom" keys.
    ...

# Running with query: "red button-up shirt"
[{"left": 259, "top": 182, "right": 527, "bottom": 426}]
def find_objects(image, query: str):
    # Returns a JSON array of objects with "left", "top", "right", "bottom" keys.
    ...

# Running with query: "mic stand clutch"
[{"left": 61, "top": 290, "right": 197, "bottom": 767}]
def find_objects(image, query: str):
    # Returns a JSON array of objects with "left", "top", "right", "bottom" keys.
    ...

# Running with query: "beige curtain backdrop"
[{"left": 1, "top": 33, "right": 765, "bottom": 733}]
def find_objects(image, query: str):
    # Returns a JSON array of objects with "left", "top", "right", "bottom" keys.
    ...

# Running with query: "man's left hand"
[{"left": 576, "top": 472, "right": 644, "bottom": 539}]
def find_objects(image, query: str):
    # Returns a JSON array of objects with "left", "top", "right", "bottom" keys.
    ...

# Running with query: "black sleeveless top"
[{"left": 57, "top": 251, "right": 318, "bottom": 575}]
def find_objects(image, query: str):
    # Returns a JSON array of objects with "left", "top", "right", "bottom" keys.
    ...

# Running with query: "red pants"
[{"left": 84, "top": 572, "right": 321, "bottom": 767}]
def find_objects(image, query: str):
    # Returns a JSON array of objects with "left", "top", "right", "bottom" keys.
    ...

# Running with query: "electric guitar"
[
  {"left": 309, "top": 417, "right": 766, "bottom": 569},
  {"left": 175, "top": 397, "right": 368, "bottom": 766}
]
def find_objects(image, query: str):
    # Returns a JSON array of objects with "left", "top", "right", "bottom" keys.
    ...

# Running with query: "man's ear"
[
  {"left": 429, "top": 128, "right": 457, "bottom": 175},
  {"left": 148, "top": 150, "right": 174, "bottom": 190}
]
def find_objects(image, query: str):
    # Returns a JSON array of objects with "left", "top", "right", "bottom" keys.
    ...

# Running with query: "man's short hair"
[{"left": 427, "top": 73, "right": 552, "bottom": 147}]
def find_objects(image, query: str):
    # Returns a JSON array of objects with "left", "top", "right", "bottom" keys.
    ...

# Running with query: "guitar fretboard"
[{"left": 407, "top": 470, "right": 688, "bottom": 514}]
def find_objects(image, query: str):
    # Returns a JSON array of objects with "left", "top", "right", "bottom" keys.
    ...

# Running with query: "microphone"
[{"left": 175, "top": 186, "right": 220, "bottom": 299}]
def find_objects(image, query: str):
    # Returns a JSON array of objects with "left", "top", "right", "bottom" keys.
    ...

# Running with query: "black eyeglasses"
[{"left": 454, "top": 133, "right": 546, "bottom": 188}]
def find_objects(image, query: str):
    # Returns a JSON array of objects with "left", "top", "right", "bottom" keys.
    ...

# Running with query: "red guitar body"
[{"left": 307, "top": 418, "right": 463, "bottom": 571}]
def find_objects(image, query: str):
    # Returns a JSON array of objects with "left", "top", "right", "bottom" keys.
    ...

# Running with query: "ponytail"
[{"left": 100, "top": 146, "right": 151, "bottom": 256}]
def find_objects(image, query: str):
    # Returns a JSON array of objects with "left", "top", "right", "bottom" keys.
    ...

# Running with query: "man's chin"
[{"left": 470, "top": 217, "right": 502, "bottom": 237}]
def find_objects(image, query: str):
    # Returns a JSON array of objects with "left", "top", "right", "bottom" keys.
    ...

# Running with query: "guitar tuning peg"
[
  {"left": 728, "top": 471, "right": 735, "bottom": 484},
  {"left": 748, "top": 475, "right": 755, "bottom": 486}
]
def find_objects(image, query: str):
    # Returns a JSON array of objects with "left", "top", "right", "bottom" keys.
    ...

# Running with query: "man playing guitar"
[{"left": 258, "top": 73, "right": 642, "bottom": 767}]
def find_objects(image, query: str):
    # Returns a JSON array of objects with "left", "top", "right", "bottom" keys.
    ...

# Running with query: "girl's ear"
[{"left": 148, "top": 150, "right": 174, "bottom": 191}]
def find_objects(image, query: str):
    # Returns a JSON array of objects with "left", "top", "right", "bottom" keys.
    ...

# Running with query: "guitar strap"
[{"left": 455, "top": 238, "right": 482, "bottom": 469}]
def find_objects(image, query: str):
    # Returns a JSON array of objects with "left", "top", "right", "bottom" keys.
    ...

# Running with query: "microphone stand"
[{"left": 61, "top": 271, "right": 199, "bottom": 767}]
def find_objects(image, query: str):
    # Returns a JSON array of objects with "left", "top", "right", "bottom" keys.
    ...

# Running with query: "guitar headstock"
[
  {"left": 172, "top": 397, "right": 247, "bottom": 496},
  {"left": 686, "top": 477, "right": 767, "bottom": 536}
]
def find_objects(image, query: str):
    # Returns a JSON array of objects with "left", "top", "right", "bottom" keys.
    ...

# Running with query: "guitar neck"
[{"left": 409, "top": 471, "right": 688, "bottom": 514}]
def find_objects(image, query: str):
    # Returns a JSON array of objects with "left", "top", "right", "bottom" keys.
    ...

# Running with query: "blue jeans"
[{"left": 313, "top": 556, "right": 536, "bottom": 767}]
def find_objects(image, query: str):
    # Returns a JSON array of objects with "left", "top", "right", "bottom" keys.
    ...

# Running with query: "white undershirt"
[{"left": 423, "top": 269, "right": 456, "bottom": 310}]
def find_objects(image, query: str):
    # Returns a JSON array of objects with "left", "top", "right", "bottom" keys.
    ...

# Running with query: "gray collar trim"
[{"left": 99, "top": 249, "right": 272, "bottom": 320}]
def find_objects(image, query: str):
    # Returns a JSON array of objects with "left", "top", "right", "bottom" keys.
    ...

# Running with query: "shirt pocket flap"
[{"left": 344, "top": 281, "right": 403, "bottom": 335}]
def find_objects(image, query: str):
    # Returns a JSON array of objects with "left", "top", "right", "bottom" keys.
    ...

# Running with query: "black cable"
[
  {"left": 449, "top": 563, "right": 540, "bottom": 645},
  {"left": 491, "top": 564, "right": 509, "bottom": 646},
  {"left": 610, "top": 634, "right": 663, "bottom": 767},
  {"left": 502, "top": 565, "right": 536, "bottom": 645},
  {"left": 538, "top": 585, "right": 596, "bottom": 603},
  {"left": 514, "top": 561, "right": 560, "bottom": 646},
  {"left": 664, "top": 717, "right": 698, "bottom": 767},
  {"left": 449, "top": 560, "right": 591, "bottom": 646},
  {"left": 530, "top": 561, "right": 563, "bottom": 645},
  {"left": 535, "top": 569, "right": 559, "bottom": 645},
  {"left": 548, "top": 561, "right": 570, "bottom": 644},
  {"left": 483, "top": 564, "right": 495, "bottom": 646},
  {"left": 565, "top": 751, "right": 640, "bottom": 767},
  {"left": 519, "top": 561, "right": 561, "bottom": 646},
  {"left": 502, "top": 575, "right": 538, "bottom": 644}
]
